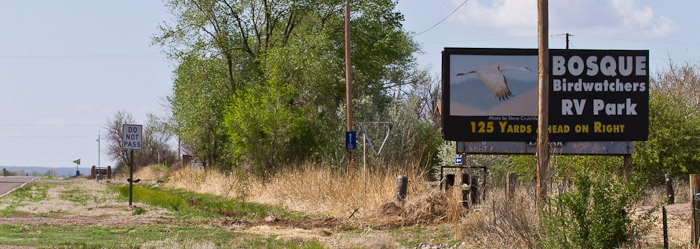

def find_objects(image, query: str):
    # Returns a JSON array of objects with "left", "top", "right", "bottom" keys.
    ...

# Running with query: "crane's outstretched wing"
[{"left": 475, "top": 70, "right": 513, "bottom": 101}]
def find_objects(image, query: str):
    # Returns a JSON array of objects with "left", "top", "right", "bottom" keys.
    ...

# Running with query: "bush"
[{"left": 539, "top": 173, "right": 641, "bottom": 249}]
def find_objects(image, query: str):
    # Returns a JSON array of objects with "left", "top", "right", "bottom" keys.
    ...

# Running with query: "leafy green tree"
[
  {"left": 224, "top": 81, "right": 317, "bottom": 173},
  {"left": 168, "top": 55, "right": 233, "bottom": 168},
  {"left": 156, "top": 0, "right": 421, "bottom": 169},
  {"left": 634, "top": 63, "right": 700, "bottom": 182}
]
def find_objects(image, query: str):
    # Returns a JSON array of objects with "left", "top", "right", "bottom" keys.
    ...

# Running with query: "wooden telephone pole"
[
  {"left": 536, "top": 0, "right": 550, "bottom": 213},
  {"left": 345, "top": 4, "right": 353, "bottom": 166}
]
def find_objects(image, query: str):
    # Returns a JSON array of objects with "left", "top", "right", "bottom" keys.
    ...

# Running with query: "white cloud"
[{"left": 452, "top": 0, "right": 677, "bottom": 37}]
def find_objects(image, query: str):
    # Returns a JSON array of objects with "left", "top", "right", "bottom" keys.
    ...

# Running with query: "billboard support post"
[{"left": 536, "top": 0, "right": 550, "bottom": 214}]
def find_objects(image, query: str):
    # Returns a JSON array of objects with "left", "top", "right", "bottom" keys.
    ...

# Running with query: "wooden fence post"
[
  {"left": 690, "top": 174, "right": 700, "bottom": 247},
  {"left": 507, "top": 172, "right": 517, "bottom": 200},
  {"left": 395, "top": 175, "right": 408, "bottom": 203},
  {"left": 665, "top": 173, "right": 674, "bottom": 204}
]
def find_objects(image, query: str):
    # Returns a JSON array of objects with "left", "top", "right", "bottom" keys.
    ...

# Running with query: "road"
[{"left": 0, "top": 177, "right": 35, "bottom": 198}]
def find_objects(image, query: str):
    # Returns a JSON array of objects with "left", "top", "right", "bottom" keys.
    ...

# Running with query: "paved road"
[{"left": 0, "top": 177, "right": 35, "bottom": 198}]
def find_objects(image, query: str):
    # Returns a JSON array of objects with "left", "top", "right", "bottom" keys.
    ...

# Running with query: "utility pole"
[
  {"left": 565, "top": 32, "right": 570, "bottom": 50},
  {"left": 537, "top": 0, "right": 550, "bottom": 214},
  {"left": 344, "top": 4, "right": 354, "bottom": 167},
  {"left": 97, "top": 131, "right": 101, "bottom": 168}
]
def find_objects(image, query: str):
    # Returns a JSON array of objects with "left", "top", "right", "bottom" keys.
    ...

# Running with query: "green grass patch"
[
  {"left": 111, "top": 185, "right": 308, "bottom": 221},
  {"left": 60, "top": 185, "right": 90, "bottom": 205},
  {"left": 38, "top": 175, "right": 64, "bottom": 180},
  {"left": 0, "top": 223, "right": 324, "bottom": 248},
  {"left": 132, "top": 207, "right": 146, "bottom": 215}
]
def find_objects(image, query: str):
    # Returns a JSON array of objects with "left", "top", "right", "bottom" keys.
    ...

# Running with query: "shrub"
[{"left": 539, "top": 173, "right": 641, "bottom": 249}]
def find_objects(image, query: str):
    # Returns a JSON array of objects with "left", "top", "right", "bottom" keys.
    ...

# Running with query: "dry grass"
[
  {"left": 157, "top": 163, "right": 695, "bottom": 248},
  {"left": 638, "top": 179, "right": 689, "bottom": 207},
  {"left": 165, "top": 163, "right": 434, "bottom": 219},
  {"left": 457, "top": 185, "right": 538, "bottom": 248},
  {"left": 115, "top": 165, "right": 170, "bottom": 181}
]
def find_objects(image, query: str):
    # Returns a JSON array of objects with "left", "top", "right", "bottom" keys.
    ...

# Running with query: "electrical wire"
[
  {"left": 0, "top": 54, "right": 163, "bottom": 59},
  {"left": 576, "top": 35, "right": 700, "bottom": 46},
  {"left": 0, "top": 123, "right": 102, "bottom": 127},
  {"left": 0, "top": 135, "right": 95, "bottom": 139},
  {"left": 415, "top": 0, "right": 470, "bottom": 36}
]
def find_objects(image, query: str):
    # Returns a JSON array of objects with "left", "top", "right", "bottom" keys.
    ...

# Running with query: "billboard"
[{"left": 442, "top": 48, "right": 649, "bottom": 142}]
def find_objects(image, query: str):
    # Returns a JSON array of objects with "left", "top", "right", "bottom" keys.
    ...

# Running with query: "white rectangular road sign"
[{"left": 122, "top": 124, "right": 142, "bottom": 150}]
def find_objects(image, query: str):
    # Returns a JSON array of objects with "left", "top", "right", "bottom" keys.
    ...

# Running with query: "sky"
[{"left": 1, "top": 0, "right": 698, "bottom": 168}]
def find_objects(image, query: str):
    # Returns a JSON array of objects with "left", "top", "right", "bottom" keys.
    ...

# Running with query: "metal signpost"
[
  {"left": 358, "top": 121, "right": 393, "bottom": 196},
  {"left": 73, "top": 159, "right": 80, "bottom": 177},
  {"left": 122, "top": 124, "right": 142, "bottom": 206}
]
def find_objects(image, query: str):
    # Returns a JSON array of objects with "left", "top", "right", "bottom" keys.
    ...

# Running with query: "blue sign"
[
  {"left": 455, "top": 156, "right": 462, "bottom": 164},
  {"left": 345, "top": 131, "right": 357, "bottom": 149}
]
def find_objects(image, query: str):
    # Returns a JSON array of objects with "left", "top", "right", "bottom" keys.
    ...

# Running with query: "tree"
[
  {"left": 135, "top": 114, "right": 178, "bottom": 166},
  {"left": 156, "top": 0, "right": 421, "bottom": 169},
  {"left": 168, "top": 55, "right": 233, "bottom": 168},
  {"left": 633, "top": 63, "right": 700, "bottom": 182},
  {"left": 105, "top": 110, "right": 136, "bottom": 168},
  {"left": 105, "top": 110, "right": 177, "bottom": 169}
]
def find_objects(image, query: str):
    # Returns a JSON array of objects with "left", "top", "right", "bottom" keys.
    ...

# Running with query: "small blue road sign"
[
  {"left": 455, "top": 156, "right": 463, "bottom": 164},
  {"left": 345, "top": 131, "right": 357, "bottom": 149}
]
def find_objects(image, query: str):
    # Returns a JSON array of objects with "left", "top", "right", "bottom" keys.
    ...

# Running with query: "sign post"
[
  {"left": 122, "top": 124, "right": 142, "bottom": 206},
  {"left": 73, "top": 159, "right": 80, "bottom": 177}
]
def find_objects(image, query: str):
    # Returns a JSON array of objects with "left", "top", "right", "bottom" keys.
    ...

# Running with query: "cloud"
[{"left": 452, "top": 0, "right": 677, "bottom": 37}]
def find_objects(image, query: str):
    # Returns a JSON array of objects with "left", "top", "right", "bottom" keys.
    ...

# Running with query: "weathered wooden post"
[
  {"left": 470, "top": 175, "right": 479, "bottom": 205},
  {"left": 445, "top": 174, "right": 455, "bottom": 191},
  {"left": 461, "top": 173, "right": 471, "bottom": 208},
  {"left": 665, "top": 173, "right": 674, "bottom": 204},
  {"left": 395, "top": 175, "right": 408, "bottom": 202},
  {"left": 107, "top": 166, "right": 112, "bottom": 179},
  {"left": 507, "top": 172, "right": 517, "bottom": 200},
  {"left": 690, "top": 174, "right": 700, "bottom": 247}
]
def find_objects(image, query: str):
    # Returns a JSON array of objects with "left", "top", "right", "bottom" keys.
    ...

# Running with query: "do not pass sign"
[{"left": 122, "top": 124, "right": 142, "bottom": 150}]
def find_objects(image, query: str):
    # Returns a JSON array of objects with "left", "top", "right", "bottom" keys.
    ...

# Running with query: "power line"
[
  {"left": 0, "top": 54, "right": 164, "bottom": 59},
  {"left": 0, "top": 135, "right": 95, "bottom": 139},
  {"left": 576, "top": 35, "right": 700, "bottom": 46},
  {"left": 0, "top": 123, "right": 102, "bottom": 127},
  {"left": 415, "top": 0, "right": 470, "bottom": 36},
  {"left": 422, "top": 35, "right": 537, "bottom": 44}
]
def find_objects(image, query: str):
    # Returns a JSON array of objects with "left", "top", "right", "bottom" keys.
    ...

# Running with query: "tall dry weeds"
[
  {"left": 165, "top": 162, "right": 433, "bottom": 218},
  {"left": 458, "top": 185, "right": 538, "bottom": 248}
]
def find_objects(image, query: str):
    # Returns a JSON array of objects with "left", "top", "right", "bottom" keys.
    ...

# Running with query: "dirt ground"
[{"left": 0, "top": 179, "right": 694, "bottom": 248}]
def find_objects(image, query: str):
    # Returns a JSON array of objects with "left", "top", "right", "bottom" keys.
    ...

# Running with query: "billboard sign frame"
[{"left": 442, "top": 48, "right": 649, "bottom": 142}]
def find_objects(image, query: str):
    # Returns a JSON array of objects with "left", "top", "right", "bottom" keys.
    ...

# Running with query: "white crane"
[{"left": 456, "top": 63, "right": 532, "bottom": 101}]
